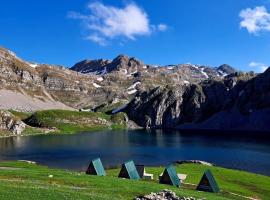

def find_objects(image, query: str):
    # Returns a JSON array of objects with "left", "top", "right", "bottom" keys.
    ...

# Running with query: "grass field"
[
  {"left": 0, "top": 161, "right": 269, "bottom": 200},
  {"left": 7, "top": 109, "right": 128, "bottom": 136}
]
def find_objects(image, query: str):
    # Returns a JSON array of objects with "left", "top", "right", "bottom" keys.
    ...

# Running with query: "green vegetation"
[
  {"left": 0, "top": 161, "right": 269, "bottom": 200},
  {"left": 0, "top": 109, "right": 128, "bottom": 137},
  {"left": 94, "top": 102, "right": 125, "bottom": 113},
  {"left": 9, "top": 110, "right": 32, "bottom": 121},
  {"left": 83, "top": 101, "right": 127, "bottom": 114},
  {"left": 25, "top": 109, "right": 128, "bottom": 134},
  {"left": 21, "top": 126, "right": 50, "bottom": 136}
]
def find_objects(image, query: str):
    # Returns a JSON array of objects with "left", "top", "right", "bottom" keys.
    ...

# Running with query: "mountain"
[
  {"left": 3, "top": 46, "right": 269, "bottom": 132},
  {"left": 0, "top": 47, "right": 95, "bottom": 111},
  {"left": 0, "top": 46, "right": 240, "bottom": 112},
  {"left": 71, "top": 55, "right": 237, "bottom": 83},
  {"left": 70, "top": 59, "right": 110, "bottom": 75},
  {"left": 217, "top": 64, "right": 237, "bottom": 75},
  {"left": 124, "top": 69, "right": 270, "bottom": 131}
]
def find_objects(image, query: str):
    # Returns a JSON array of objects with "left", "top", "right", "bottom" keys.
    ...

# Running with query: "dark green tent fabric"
[
  {"left": 159, "top": 165, "right": 180, "bottom": 187},
  {"left": 135, "top": 165, "right": 145, "bottom": 178},
  {"left": 86, "top": 158, "right": 106, "bottom": 176},
  {"left": 196, "top": 169, "right": 220, "bottom": 193},
  {"left": 118, "top": 160, "right": 140, "bottom": 180}
]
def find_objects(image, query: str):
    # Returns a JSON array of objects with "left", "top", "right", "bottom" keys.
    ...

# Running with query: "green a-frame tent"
[
  {"left": 196, "top": 169, "right": 220, "bottom": 193},
  {"left": 118, "top": 160, "right": 140, "bottom": 180},
  {"left": 86, "top": 158, "right": 106, "bottom": 176},
  {"left": 159, "top": 164, "right": 180, "bottom": 187}
]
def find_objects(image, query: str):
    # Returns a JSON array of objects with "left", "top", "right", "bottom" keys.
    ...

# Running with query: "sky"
[{"left": 0, "top": 0, "right": 270, "bottom": 72}]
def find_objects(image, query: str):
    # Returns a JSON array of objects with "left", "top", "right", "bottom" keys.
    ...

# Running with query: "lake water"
[{"left": 0, "top": 129, "right": 270, "bottom": 176}]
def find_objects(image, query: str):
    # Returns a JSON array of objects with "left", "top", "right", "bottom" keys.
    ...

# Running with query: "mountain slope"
[
  {"left": 124, "top": 69, "right": 270, "bottom": 131},
  {"left": 1, "top": 47, "right": 240, "bottom": 112},
  {"left": 1, "top": 46, "right": 269, "bottom": 131}
]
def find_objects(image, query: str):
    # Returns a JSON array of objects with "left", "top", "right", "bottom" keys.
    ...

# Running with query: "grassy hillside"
[
  {"left": 0, "top": 109, "right": 128, "bottom": 137},
  {"left": 8, "top": 110, "right": 32, "bottom": 121},
  {"left": 24, "top": 109, "right": 128, "bottom": 134},
  {"left": 0, "top": 161, "right": 269, "bottom": 200}
]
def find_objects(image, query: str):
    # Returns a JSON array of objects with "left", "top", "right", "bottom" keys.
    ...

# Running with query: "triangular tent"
[
  {"left": 118, "top": 160, "right": 140, "bottom": 180},
  {"left": 159, "top": 165, "right": 180, "bottom": 187},
  {"left": 196, "top": 169, "right": 220, "bottom": 193},
  {"left": 86, "top": 158, "right": 106, "bottom": 176},
  {"left": 135, "top": 164, "right": 144, "bottom": 178}
]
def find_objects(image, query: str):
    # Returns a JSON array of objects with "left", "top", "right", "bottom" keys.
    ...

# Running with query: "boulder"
[
  {"left": 0, "top": 110, "right": 26, "bottom": 135},
  {"left": 135, "top": 190, "right": 204, "bottom": 200}
]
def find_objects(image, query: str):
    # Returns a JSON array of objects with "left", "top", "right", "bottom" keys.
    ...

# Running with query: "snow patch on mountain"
[
  {"left": 28, "top": 63, "right": 38, "bottom": 68},
  {"left": 183, "top": 80, "right": 190, "bottom": 85},
  {"left": 93, "top": 83, "right": 102, "bottom": 88},
  {"left": 126, "top": 70, "right": 138, "bottom": 77},
  {"left": 128, "top": 81, "right": 141, "bottom": 90},
  {"left": 218, "top": 70, "right": 228, "bottom": 77},
  {"left": 112, "top": 104, "right": 127, "bottom": 114},
  {"left": 97, "top": 77, "right": 104, "bottom": 82},
  {"left": 200, "top": 67, "right": 209, "bottom": 78},
  {"left": 127, "top": 89, "right": 137, "bottom": 94}
]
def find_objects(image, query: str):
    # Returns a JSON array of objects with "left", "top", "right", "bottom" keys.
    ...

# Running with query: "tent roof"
[
  {"left": 166, "top": 165, "right": 180, "bottom": 187},
  {"left": 87, "top": 158, "right": 106, "bottom": 176},
  {"left": 119, "top": 160, "right": 140, "bottom": 180},
  {"left": 160, "top": 164, "right": 180, "bottom": 187},
  {"left": 197, "top": 169, "right": 220, "bottom": 193}
]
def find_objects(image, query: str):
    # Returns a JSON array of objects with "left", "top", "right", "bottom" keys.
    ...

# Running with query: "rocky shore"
[
  {"left": 0, "top": 110, "right": 25, "bottom": 135},
  {"left": 135, "top": 190, "right": 205, "bottom": 200},
  {"left": 175, "top": 160, "right": 213, "bottom": 166}
]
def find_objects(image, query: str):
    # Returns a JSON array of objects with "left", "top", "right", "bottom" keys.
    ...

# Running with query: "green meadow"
[{"left": 0, "top": 161, "right": 269, "bottom": 200}]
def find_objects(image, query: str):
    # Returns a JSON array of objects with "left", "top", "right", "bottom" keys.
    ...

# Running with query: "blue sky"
[{"left": 0, "top": 0, "right": 269, "bottom": 72}]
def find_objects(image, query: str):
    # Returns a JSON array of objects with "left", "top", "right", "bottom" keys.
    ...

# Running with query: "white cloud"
[
  {"left": 86, "top": 34, "right": 107, "bottom": 46},
  {"left": 67, "top": 11, "right": 89, "bottom": 20},
  {"left": 69, "top": 2, "right": 167, "bottom": 45},
  {"left": 249, "top": 62, "right": 268, "bottom": 72},
  {"left": 157, "top": 24, "right": 168, "bottom": 31},
  {"left": 239, "top": 6, "right": 270, "bottom": 34}
]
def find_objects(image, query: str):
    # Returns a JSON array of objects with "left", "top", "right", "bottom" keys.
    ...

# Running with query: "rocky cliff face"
[
  {"left": 0, "top": 110, "right": 26, "bottom": 135},
  {"left": 125, "top": 69, "right": 270, "bottom": 131}
]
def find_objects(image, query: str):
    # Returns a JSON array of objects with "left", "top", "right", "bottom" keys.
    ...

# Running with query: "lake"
[{"left": 0, "top": 129, "right": 270, "bottom": 176}]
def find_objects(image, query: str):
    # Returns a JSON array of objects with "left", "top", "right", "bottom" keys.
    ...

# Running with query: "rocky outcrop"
[
  {"left": 125, "top": 69, "right": 270, "bottom": 131},
  {"left": 71, "top": 54, "right": 146, "bottom": 75},
  {"left": 70, "top": 59, "right": 110, "bottom": 74},
  {"left": 135, "top": 190, "right": 203, "bottom": 200},
  {"left": 175, "top": 160, "right": 213, "bottom": 166},
  {"left": 217, "top": 64, "right": 237, "bottom": 75},
  {"left": 0, "top": 110, "right": 26, "bottom": 135}
]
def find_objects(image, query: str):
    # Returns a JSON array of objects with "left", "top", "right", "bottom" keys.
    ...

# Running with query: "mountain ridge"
[{"left": 1, "top": 46, "right": 269, "bottom": 132}]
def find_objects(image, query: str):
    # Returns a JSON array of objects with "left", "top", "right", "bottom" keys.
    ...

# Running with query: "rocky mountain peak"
[
  {"left": 70, "top": 59, "right": 111, "bottom": 75},
  {"left": 217, "top": 64, "right": 237, "bottom": 75},
  {"left": 107, "top": 54, "right": 145, "bottom": 72}
]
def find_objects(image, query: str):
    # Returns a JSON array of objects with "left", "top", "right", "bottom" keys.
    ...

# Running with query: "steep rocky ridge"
[{"left": 124, "top": 69, "right": 270, "bottom": 131}]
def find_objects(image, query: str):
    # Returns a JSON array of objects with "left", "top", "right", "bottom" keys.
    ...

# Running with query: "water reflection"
[{"left": 0, "top": 130, "right": 270, "bottom": 175}]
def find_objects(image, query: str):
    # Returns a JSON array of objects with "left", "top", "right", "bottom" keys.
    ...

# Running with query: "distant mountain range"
[
  {"left": 0, "top": 46, "right": 269, "bottom": 131},
  {"left": 70, "top": 54, "right": 236, "bottom": 79}
]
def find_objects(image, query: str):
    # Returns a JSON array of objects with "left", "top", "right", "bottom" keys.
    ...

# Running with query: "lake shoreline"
[{"left": 1, "top": 130, "right": 269, "bottom": 176}]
